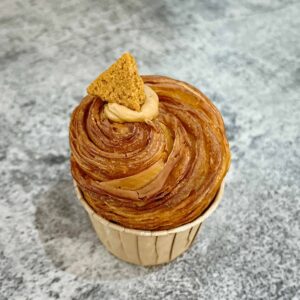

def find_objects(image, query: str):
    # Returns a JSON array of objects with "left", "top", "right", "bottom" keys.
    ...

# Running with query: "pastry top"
[
  {"left": 104, "top": 85, "right": 159, "bottom": 123},
  {"left": 87, "top": 52, "right": 146, "bottom": 111},
  {"left": 70, "top": 75, "right": 231, "bottom": 231}
]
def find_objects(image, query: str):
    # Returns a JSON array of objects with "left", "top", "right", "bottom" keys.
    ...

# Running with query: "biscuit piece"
[{"left": 87, "top": 52, "right": 146, "bottom": 111}]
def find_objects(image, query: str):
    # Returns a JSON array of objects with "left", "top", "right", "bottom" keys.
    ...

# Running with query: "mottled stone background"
[{"left": 0, "top": 0, "right": 299, "bottom": 299}]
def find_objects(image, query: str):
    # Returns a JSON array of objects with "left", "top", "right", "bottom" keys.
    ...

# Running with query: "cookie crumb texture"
[{"left": 87, "top": 53, "right": 146, "bottom": 111}]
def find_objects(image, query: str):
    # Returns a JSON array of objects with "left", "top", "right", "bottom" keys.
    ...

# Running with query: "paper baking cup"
[{"left": 74, "top": 180, "right": 225, "bottom": 266}]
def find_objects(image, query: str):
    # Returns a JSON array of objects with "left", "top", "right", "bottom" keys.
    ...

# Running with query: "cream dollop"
[{"left": 104, "top": 85, "right": 159, "bottom": 123}]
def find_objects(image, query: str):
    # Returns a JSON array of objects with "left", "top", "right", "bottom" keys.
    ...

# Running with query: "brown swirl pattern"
[{"left": 70, "top": 76, "right": 231, "bottom": 230}]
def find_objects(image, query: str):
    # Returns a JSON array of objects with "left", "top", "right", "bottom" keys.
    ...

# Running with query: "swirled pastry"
[{"left": 70, "top": 73, "right": 230, "bottom": 230}]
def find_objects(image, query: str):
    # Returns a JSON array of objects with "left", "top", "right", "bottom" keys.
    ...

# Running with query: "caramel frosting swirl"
[{"left": 70, "top": 76, "right": 231, "bottom": 230}]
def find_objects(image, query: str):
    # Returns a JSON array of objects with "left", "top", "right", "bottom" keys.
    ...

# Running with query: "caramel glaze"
[{"left": 70, "top": 76, "right": 231, "bottom": 230}]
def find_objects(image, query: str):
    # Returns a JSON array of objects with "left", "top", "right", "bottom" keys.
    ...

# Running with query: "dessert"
[{"left": 70, "top": 53, "right": 231, "bottom": 232}]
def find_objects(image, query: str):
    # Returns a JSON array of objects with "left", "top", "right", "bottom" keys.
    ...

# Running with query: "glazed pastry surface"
[{"left": 70, "top": 75, "right": 231, "bottom": 230}]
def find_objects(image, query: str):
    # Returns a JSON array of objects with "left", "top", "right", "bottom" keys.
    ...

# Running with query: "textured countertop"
[{"left": 1, "top": 0, "right": 299, "bottom": 299}]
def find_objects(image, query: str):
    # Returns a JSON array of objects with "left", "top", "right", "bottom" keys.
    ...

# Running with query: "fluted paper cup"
[{"left": 73, "top": 180, "right": 225, "bottom": 266}]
